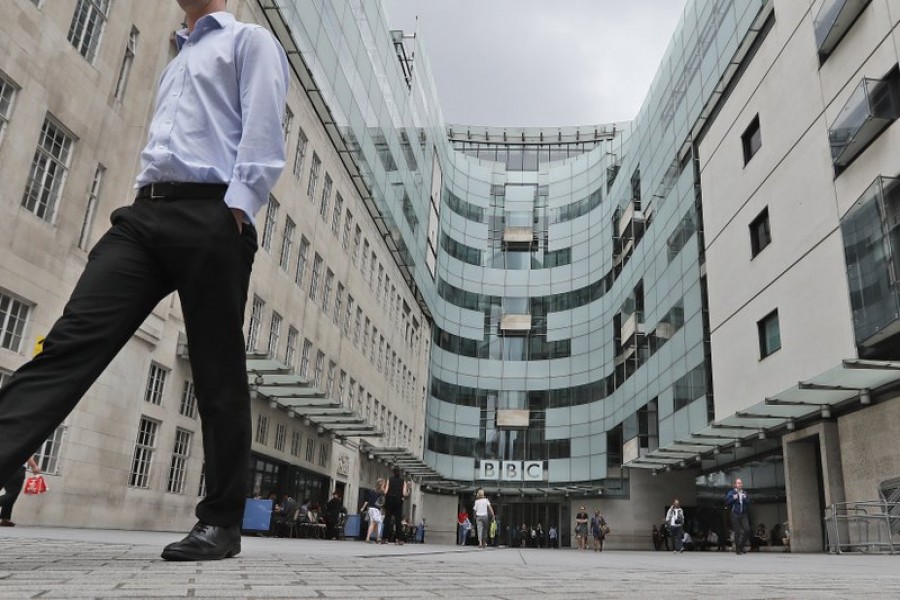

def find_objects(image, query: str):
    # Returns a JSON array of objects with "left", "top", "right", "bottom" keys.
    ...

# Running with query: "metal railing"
[{"left": 823, "top": 501, "right": 900, "bottom": 554}]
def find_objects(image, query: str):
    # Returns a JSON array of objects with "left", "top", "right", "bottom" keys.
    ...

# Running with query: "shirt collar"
[{"left": 175, "top": 12, "right": 234, "bottom": 50}]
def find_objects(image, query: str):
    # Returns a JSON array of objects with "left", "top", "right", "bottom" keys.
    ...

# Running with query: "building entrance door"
[{"left": 496, "top": 502, "right": 562, "bottom": 548}]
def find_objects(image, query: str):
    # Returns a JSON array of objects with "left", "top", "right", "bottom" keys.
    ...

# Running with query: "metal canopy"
[
  {"left": 360, "top": 443, "right": 458, "bottom": 487},
  {"left": 246, "top": 354, "right": 381, "bottom": 438},
  {"left": 626, "top": 359, "right": 900, "bottom": 472}
]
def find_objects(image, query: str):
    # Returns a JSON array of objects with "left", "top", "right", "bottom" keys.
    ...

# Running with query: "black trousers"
[
  {"left": 0, "top": 466, "right": 26, "bottom": 520},
  {"left": 383, "top": 496, "right": 404, "bottom": 541},
  {"left": 730, "top": 512, "right": 750, "bottom": 551},
  {"left": 0, "top": 193, "right": 257, "bottom": 527}
]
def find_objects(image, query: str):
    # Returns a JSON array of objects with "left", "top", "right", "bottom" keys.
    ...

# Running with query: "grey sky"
[{"left": 381, "top": 0, "right": 689, "bottom": 127}]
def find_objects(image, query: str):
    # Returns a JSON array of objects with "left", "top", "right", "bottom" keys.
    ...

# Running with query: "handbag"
[
  {"left": 601, "top": 523, "right": 611, "bottom": 536},
  {"left": 24, "top": 475, "right": 48, "bottom": 495}
]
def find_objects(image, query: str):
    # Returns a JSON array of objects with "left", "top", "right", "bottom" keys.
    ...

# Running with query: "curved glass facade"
[{"left": 265, "top": 0, "right": 769, "bottom": 494}]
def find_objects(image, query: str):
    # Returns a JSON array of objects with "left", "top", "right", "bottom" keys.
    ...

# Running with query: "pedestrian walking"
[
  {"left": 0, "top": 456, "right": 40, "bottom": 527},
  {"left": 0, "top": 0, "right": 288, "bottom": 561},
  {"left": 575, "top": 506, "right": 589, "bottom": 550},
  {"left": 360, "top": 479, "right": 385, "bottom": 543},
  {"left": 590, "top": 510, "right": 608, "bottom": 552},
  {"left": 666, "top": 498, "right": 685, "bottom": 553},
  {"left": 726, "top": 478, "right": 751, "bottom": 554},
  {"left": 473, "top": 489, "right": 494, "bottom": 549},
  {"left": 382, "top": 467, "right": 409, "bottom": 544}
]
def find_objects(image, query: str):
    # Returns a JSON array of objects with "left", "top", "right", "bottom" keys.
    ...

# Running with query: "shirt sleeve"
[{"left": 225, "top": 26, "right": 290, "bottom": 221}]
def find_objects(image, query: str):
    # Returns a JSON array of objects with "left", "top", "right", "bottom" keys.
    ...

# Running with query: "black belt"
[{"left": 136, "top": 182, "right": 228, "bottom": 200}]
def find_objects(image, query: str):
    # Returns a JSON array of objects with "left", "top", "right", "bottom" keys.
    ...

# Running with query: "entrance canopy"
[
  {"left": 359, "top": 442, "right": 462, "bottom": 490},
  {"left": 626, "top": 359, "right": 900, "bottom": 472}
]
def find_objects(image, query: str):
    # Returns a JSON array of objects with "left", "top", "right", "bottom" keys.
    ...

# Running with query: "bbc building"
[{"left": 1, "top": 0, "right": 898, "bottom": 551}]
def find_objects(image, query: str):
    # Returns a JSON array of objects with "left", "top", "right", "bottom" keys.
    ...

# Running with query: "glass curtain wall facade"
[{"left": 262, "top": 0, "right": 768, "bottom": 493}]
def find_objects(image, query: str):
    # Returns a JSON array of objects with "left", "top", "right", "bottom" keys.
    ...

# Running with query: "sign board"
[
  {"left": 622, "top": 437, "right": 639, "bottom": 464},
  {"left": 477, "top": 460, "right": 544, "bottom": 481},
  {"left": 497, "top": 409, "right": 529, "bottom": 427}
]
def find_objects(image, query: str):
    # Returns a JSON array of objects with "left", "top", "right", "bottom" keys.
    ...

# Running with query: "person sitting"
[
  {"left": 682, "top": 530, "right": 694, "bottom": 551},
  {"left": 706, "top": 529, "right": 720, "bottom": 551},
  {"left": 652, "top": 525, "right": 664, "bottom": 550},
  {"left": 781, "top": 522, "right": 791, "bottom": 552},
  {"left": 752, "top": 522, "right": 768, "bottom": 551}
]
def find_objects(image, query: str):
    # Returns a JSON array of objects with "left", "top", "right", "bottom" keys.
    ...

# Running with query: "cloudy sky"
[{"left": 381, "top": 0, "right": 688, "bottom": 127}]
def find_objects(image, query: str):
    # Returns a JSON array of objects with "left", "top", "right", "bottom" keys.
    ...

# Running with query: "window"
[
  {"left": 113, "top": 27, "right": 138, "bottom": 102},
  {"left": 331, "top": 193, "right": 343, "bottom": 235},
  {"left": 0, "top": 292, "right": 31, "bottom": 352},
  {"left": 246, "top": 295, "right": 264, "bottom": 351},
  {"left": 334, "top": 283, "right": 344, "bottom": 325},
  {"left": 305, "top": 438, "right": 315, "bottom": 462},
  {"left": 0, "top": 72, "right": 19, "bottom": 148},
  {"left": 285, "top": 326, "right": 298, "bottom": 368},
  {"left": 299, "top": 338, "right": 312, "bottom": 378},
  {"left": 128, "top": 417, "right": 159, "bottom": 488},
  {"left": 318, "top": 442, "right": 328, "bottom": 467},
  {"left": 325, "top": 361, "right": 336, "bottom": 396},
  {"left": 267, "top": 311, "right": 282, "bottom": 358},
  {"left": 361, "top": 240, "right": 370, "bottom": 275},
  {"left": 338, "top": 371, "right": 347, "bottom": 404},
  {"left": 369, "top": 255, "right": 377, "bottom": 287},
  {"left": 290, "top": 430, "right": 302, "bottom": 457},
  {"left": 749, "top": 207, "right": 771, "bottom": 257},
  {"left": 255, "top": 414, "right": 269, "bottom": 445},
  {"left": 179, "top": 380, "right": 197, "bottom": 419},
  {"left": 307, "top": 152, "right": 320, "bottom": 200},
  {"left": 33, "top": 425, "right": 66, "bottom": 475},
  {"left": 261, "top": 198, "right": 279, "bottom": 252},
  {"left": 78, "top": 164, "right": 105, "bottom": 250},
  {"left": 313, "top": 351, "right": 325, "bottom": 388},
  {"left": 322, "top": 269, "right": 334, "bottom": 312},
  {"left": 22, "top": 117, "right": 75, "bottom": 222},
  {"left": 282, "top": 105, "right": 293, "bottom": 142},
  {"left": 279, "top": 217, "right": 295, "bottom": 270},
  {"left": 292, "top": 127, "right": 308, "bottom": 178},
  {"left": 144, "top": 363, "right": 167, "bottom": 406},
  {"left": 344, "top": 295, "right": 354, "bottom": 336},
  {"left": 319, "top": 174, "right": 332, "bottom": 220},
  {"left": 343, "top": 210, "right": 353, "bottom": 250},
  {"left": 166, "top": 428, "right": 192, "bottom": 494},
  {"left": 295, "top": 236, "right": 310, "bottom": 288},
  {"left": 742, "top": 115, "right": 761, "bottom": 164},
  {"left": 309, "top": 254, "right": 323, "bottom": 301},
  {"left": 67, "top": 0, "right": 110, "bottom": 63},
  {"left": 354, "top": 308, "right": 363, "bottom": 345},
  {"left": 274, "top": 423, "right": 286, "bottom": 452},
  {"left": 758, "top": 309, "right": 781, "bottom": 358},
  {"left": 198, "top": 463, "right": 206, "bottom": 497},
  {"left": 352, "top": 226, "right": 362, "bottom": 264}
]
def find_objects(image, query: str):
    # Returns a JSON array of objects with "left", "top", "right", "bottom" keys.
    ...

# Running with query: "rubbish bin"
[
  {"left": 344, "top": 513, "right": 361, "bottom": 539},
  {"left": 242, "top": 499, "right": 272, "bottom": 533}
]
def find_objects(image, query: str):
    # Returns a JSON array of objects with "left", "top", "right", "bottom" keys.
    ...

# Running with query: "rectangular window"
[
  {"left": 67, "top": 0, "right": 110, "bottom": 63},
  {"left": 319, "top": 174, "right": 332, "bottom": 220},
  {"left": 179, "top": 380, "right": 197, "bottom": 419},
  {"left": 334, "top": 283, "right": 344, "bottom": 325},
  {"left": 307, "top": 153, "right": 320, "bottom": 200},
  {"left": 758, "top": 309, "right": 781, "bottom": 358},
  {"left": 352, "top": 226, "right": 362, "bottom": 264},
  {"left": 267, "top": 311, "right": 282, "bottom": 359},
  {"left": 33, "top": 425, "right": 65, "bottom": 475},
  {"left": 274, "top": 423, "right": 286, "bottom": 452},
  {"left": 338, "top": 370, "right": 347, "bottom": 404},
  {"left": 292, "top": 127, "right": 308, "bottom": 178},
  {"left": 290, "top": 430, "right": 302, "bottom": 457},
  {"left": 305, "top": 438, "right": 315, "bottom": 462},
  {"left": 343, "top": 210, "right": 353, "bottom": 250},
  {"left": 166, "top": 428, "right": 192, "bottom": 494},
  {"left": 325, "top": 361, "right": 336, "bottom": 397},
  {"left": 299, "top": 338, "right": 312, "bottom": 378},
  {"left": 344, "top": 295, "right": 354, "bottom": 336},
  {"left": 749, "top": 207, "right": 771, "bottom": 258},
  {"left": 309, "top": 254, "right": 323, "bottom": 301},
  {"left": 144, "top": 363, "right": 167, "bottom": 406},
  {"left": 255, "top": 414, "right": 269, "bottom": 445},
  {"left": 295, "top": 236, "right": 310, "bottom": 288},
  {"left": 285, "top": 326, "right": 298, "bottom": 368},
  {"left": 361, "top": 240, "right": 370, "bottom": 275},
  {"left": 22, "top": 117, "right": 75, "bottom": 222},
  {"left": 282, "top": 105, "right": 293, "bottom": 142},
  {"left": 322, "top": 269, "right": 334, "bottom": 312},
  {"left": 128, "top": 417, "right": 159, "bottom": 488},
  {"left": 318, "top": 442, "right": 328, "bottom": 467},
  {"left": 113, "top": 26, "right": 138, "bottom": 102},
  {"left": 0, "top": 73, "right": 17, "bottom": 148},
  {"left": 198, "top": 464, "right": 206, "bottom": 497},
  {"left": 0, "top": 291, "right": 31, "bottom": 353},
  {"left": 376, "top": 265, "right": 384, "bottom": 301},
  {"left": 331, "top": 192, "right": 343, "bottom": 235},
  {"left": 362, "top": 318, "right": 371, "bottom": 356},
  {"left": 354, "top": 308, "right": 363, "bottom": 345},
  {"left": 313, "top": 351, "right": 325, "bottom": 388},
  {"left": 246, "top": 295, "right": 264, "bottom": 351},
  {"left": 742, "top": 114, "right": 762, "bottom": 164},
  {"left": 78, "top": 164, "right": 105, "bottom": 250},
  {"left": 279, "top": 217, "right": 295, "bottom": 270},
  {"left": 261, "top": 198, "right": 279, "bottom": 252}
]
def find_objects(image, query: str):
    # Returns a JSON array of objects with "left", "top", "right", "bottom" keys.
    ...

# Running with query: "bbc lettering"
[{"left": 477, "top": 460, "right": 543, "bottom": 481}]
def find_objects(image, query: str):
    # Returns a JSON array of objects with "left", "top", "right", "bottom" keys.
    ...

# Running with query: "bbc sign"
[{"left": 477, "top": 460, "right": 544, "bottom": 481}]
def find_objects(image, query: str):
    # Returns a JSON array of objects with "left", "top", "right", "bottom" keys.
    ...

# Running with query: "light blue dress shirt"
[{"left": 136, "top": 12, "right": 289, "bottom": 226}]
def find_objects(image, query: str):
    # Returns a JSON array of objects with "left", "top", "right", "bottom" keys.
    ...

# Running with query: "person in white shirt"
[
  {"left": 472, "top": 488, "right": 495, "bottom": 549},
  {"left": 665, "top": 497, "right": 685, "bottom": 553}
]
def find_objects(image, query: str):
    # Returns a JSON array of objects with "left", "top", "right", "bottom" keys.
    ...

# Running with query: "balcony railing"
[
  {"left": 830, "top": 77, "right": 900, "bottom": 169},
  {"left": 814, "top": 0, "right": 871, "bottom": 59}
]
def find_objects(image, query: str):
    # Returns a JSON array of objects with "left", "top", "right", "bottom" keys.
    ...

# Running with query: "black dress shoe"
[{"left": 161, "top": 522, "right": 241, "bottom": 561}]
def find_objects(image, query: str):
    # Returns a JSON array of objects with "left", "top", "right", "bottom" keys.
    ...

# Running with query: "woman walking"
[
  {"left": 590, "top": 510, "right": 608, "bottom": 552},
  {"left": 359, "top": 479, "right": 385, "bottom": 543},
  {"left": 473, "top": 489, "right": 494, "bottom": 549}
]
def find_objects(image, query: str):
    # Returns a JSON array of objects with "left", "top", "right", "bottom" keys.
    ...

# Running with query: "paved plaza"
[{"left": 0, "top": 527, "right": 898, "bottom": 599}]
